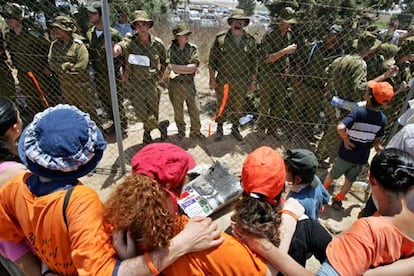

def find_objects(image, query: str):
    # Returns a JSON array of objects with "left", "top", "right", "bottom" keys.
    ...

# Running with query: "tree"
[{"left": 237, "top": 0, "right": 256, "bottom": 16}]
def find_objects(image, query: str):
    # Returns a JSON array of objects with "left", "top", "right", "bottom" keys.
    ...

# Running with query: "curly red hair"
[{"left": 104, "top": 175, "right": 179, "bottom": 251}]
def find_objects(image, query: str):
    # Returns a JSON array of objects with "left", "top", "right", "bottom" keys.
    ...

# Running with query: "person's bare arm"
[
  {"left": 278, "top": 198, "right": 304, "bottom": 252},
  {"left": 372, "top": 138, "right": 383, "bottom": 152},
  {"left": 264, "top": 44, "right": 297, "bottom": 64},
  {"left": 209, "top": 68, "right": 217, "bottom": 90},
  {"left": 169, "top": 64, "right": 198, "bottom": 75},
  {"left": 363, "top": 257, "right": 414, "bottom": 276},
  {"left": 115, "top": 217, "right": 224, "bottom": 276},
  {"left": 337, "top": 122, "right": 355, "bottom": 150},
  {"left": 371, "top": 65, "right": 399, "bottom": 82}
]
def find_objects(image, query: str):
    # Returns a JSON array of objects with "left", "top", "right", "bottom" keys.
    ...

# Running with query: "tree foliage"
[{"left": 237, "top": 0, "right": 256, "bottom": 16}]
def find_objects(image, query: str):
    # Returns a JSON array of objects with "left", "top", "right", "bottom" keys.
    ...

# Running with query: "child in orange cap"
[
  {"left": 233, "top": 146, "right": 332, "bottom": 268},
  {"left": 105, "top": 145, "right": 331, "bottom": 274},
  {"left": 323, "top": 81, "right": 394, "bottom": 210}
]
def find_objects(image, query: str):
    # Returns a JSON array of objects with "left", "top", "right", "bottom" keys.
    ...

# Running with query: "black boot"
[
  {"left": 215, "top": 123, "right": 224, "bottom": 141},
  {"left": 143, "top": 130, "right": 153, "bottom": 144},
  {"left": 231, "top": 124, "right": 243, "bottom": 141},
  {"left": 177, "top": 128, "right": 185, "bottom": 140},
  {"left": 158, "top": 120, "right": 170, "bottom": 141}
]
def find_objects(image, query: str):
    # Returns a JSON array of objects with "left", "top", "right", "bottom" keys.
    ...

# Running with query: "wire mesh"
[{"left": 1, "top": 1, "right": 413, "bottom": 177}]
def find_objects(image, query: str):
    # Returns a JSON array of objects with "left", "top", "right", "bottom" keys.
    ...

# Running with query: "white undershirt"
[{"left": 95, "top": 29, "right": 103, "bottom": 38}]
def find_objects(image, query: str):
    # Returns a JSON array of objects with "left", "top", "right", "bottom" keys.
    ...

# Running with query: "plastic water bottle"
[
  {"left": 331, "top": 96, "right": 345, "bottom": 109},
  {"left": 239, "top": 114, "right": 255, "bottom": 126},
  {"left": 331, "top": 96, "right": 360, "bottom": 111}
]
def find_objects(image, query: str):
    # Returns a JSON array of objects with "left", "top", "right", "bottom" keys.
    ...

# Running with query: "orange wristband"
[
  {"left": 279, "top": 209, "right": 299, "bottom": 221},
  {"left": 144, "top": 251, "right": 160, "bottom": 275}
]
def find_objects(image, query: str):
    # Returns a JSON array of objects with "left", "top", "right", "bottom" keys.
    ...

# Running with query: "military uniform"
[
  {"left": 258, "top": 27, "right": 293, "bottom": 132},
  {"left": 289, "top": 39, "right": 344, "bottom": 140},
  {"left": 48, "top": 16, "right": 97, "bottom": 122},
  {"left": 317, "top": 54, "right": 368, "bottom": 162},
  {"left": 167, "top": 36, "right": 201, "bottom": 137},
  {"left": 118, "top": 33, "right": 166, "bottom": 131},
  {"left": 208, "top": 30, "right": 258, "bottom": 126},
  {"left": 384, "top": 37, "right": 414, "bottom": 139},
  {"left": 0, "top": 32, "right": 14, "bottom": 99},
  {"left": 4, "top": 19, "right": 50, "bottom": 123},
  {"left": 86, "top": 25, "right": 128, "bottom": 129}
]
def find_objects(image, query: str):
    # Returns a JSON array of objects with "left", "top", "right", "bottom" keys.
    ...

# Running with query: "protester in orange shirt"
[
  {"left": 105, "top": 144, "right": 330, "bottom": 275},
  {"left": 234, "top": 148, "right": 414, "bottom": 276},
  {"left": 0, "top": 97, "right": 42, "bottom": 276},
  {"left": 0, "top": 105, "right": 223, "bottom": 276}
]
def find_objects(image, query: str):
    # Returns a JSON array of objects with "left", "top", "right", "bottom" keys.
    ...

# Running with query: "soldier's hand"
[
  {"left": 248, "top": 82, "right": 257, "bottom": 92},
  {"left": 210, "top": 78, "right": 217, "bottom": 90},
  {"left": 284, "top": 44, "right": 297, "bottom": 55},
  {"left": 384, "top": 65, "right": 399, "bottom": 79}
]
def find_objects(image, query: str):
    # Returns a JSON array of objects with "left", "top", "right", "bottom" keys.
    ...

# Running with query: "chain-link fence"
[{"left": 1, "top": 1, "right": 413, "bottom": 177}]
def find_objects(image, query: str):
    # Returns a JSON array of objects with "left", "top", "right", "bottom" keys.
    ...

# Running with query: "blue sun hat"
[{"left": 18, "top": 104, "right": 107, "bottom": 180}]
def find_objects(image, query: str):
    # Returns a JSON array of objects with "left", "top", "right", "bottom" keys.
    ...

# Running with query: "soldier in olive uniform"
[
  {"left": 290, "top": 24, "right": 345, "bottom": 142},
  {"left": 366, "top": 42, "right": 399, "bottom": 81},
  {"left": 113, "top": 10, "right": 168, "bottom": 144},
  {"left": 317, "top": 32, "right": 398, "bottom": 165},
  {"left": 86, "top": 1, "right": 128, "bottom": 134},
  {"left": 208, "top": 9, "right": 258, "bottom": 141},
  {"left": 1, "top": 3, "right": 50, "bottom": 124},
  {"left": 166, "top": 23, "right": 203, "bottom": 140},
  {"left": 384, "top": 37, "right": 414, "bottom": 139},
  {"left": 48, "top": 16, "right": 98, "bottom": 122},
  {"left": 257, "top": 7, "right": 297, "bottom": 139},
  {"left": 0, "top": 23, "right": 15, "bottom": 100}
]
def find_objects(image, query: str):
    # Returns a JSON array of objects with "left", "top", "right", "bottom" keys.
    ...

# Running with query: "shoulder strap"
[
  {"left": 63, "top": 186, "right": 75, "bottom": 230},
  {"left": 217, "top": 32, "right": 227, "bottom": 47}
]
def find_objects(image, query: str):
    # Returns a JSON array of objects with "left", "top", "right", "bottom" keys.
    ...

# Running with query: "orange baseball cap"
[
  {"left": 368, "top": 81, "right": 394, "bottom": 105},
  {"left": 241, "top": 146, "right": 286, "bottom": 204}
]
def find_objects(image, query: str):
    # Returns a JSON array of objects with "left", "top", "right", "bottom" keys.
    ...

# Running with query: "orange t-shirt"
[
  {"left": 162, "top": 215, "right": 268, "bottom": 276},
  {"left": 0, "top": 172, "right": 118, "bottom": 275},
  {"left": 326, "top": 216, "right": 414, "bottom": 276}
]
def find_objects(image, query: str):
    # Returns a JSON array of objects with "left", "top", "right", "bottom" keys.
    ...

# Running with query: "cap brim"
[
  {"left": 50, "top": 22, "right": 70, "bottom": 31},
  {"left": 175, "top": 30, "right": 192, "bottom": 36},
  {"left": 87, "top": 7, "right": 98, "bottom": 13},
  {"left": 354, "top": 38, "right": 382, "bottom": 50},
  {"left": 282, "top": 18, "right": 297, "bottom": 24},
  {"left": 131, "top": 18, "right": 154, "bottom": 28}
]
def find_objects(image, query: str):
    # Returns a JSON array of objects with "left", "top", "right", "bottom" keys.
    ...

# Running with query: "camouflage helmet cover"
[
  {"left": 131, "top": 10, "right": 153, "bottom": 28},
  {"left": 397, "top": 36, "right": 414, "bottom": 59},
  {"left": 51, "top": 15, "right": 76, "bottom": 32},
  {"left": 353, "top": 31, "right": 381, "bottom": 51},
  {"left": 278, "top": 7, "right": 297, "bottom": 24},
  {"left": 172, "top": 23, "right": 192, "bottom": 36}
]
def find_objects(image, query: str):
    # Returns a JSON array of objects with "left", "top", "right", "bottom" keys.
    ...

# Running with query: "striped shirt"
[{"left": 338, "top": 107, "right": 386, "bottom": 164}]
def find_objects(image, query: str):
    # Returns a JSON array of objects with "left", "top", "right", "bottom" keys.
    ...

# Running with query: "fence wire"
[{"left": 1, "top": 1, "right": 413, "bottom": 176}]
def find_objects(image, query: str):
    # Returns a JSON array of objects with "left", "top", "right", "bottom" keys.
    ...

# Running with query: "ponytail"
[{"left": 371, "top": 148, "right": 414, "bottom": 194}]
